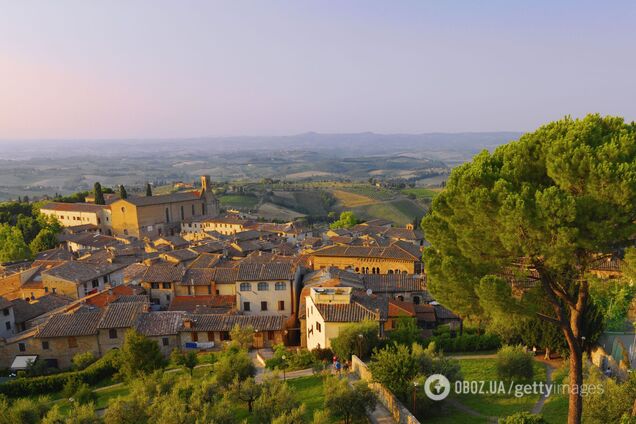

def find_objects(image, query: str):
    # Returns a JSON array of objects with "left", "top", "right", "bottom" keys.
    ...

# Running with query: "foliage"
[
  {"left": 230, "top": 324, "right": 255, "bottom": 349},
  {"left": 422, "top": 115, "right": 636, "bottom": 422},
  {"left": 29, "top": 228, "right": 59, "bottom": 253},
  {"left": 423, "top": 332, "right": 500, "bottom": 353},
  {"left": 272, "top": 405, "right": 306, "bottom": 424},
  {"left": 171, "top": 350, "right": 198, "bottom": 376},
  {"left": 0, "top": 395, "right": 51, "bottom": 424},
  {"left": 496, "top": 345, "right": 534, "bottom": 382},
  {"left": 145, "top": 183, "right": 152, "bottom": 197},
  {"left": 499, "top": 412, "right": 547, "bottom": 423},
  {"left": 329, "top": 211, "right": 360, "bottom": 229},
  {"left": 93, "top": 182, "right": 105, "bottom": 205},
  {"left": 323, "top": 376, "right": 376, "bottom": 424},
  {"left": 589, "top": 277, "right": 636, "bottom": 331},
  {"left": 214, "top": 345, "right": 255, "bottom": 388},
  {"left": 0, "top": 349, "right": 120, "bottom": 397},
  {"left": 0, "top": 223, "right": 30, "bottom": 262},
  {"left": 388, "top": 316, "right": 421, "bottom": 346},
  {"left": 229, "top": 376, "right": 261, "bottom": 413},
  {"left": 330, "top": 320, "right": 380, "bottom": 361},
  {"left": 118, "top": 185, "right": 128, "bottom": 200},
  {"left": 583, "top": 366, "right": 636, "bottom": 424},
  {"left": 252, "top": 376, "right": 299, "bottom": 423},
  {"left": 118, "top": 330, "right": 166, "bottom": 379},
  {"left": 72, "top": 383, "right": 98, "bottom": 405},
  {"left": 265, "top": 345, "right": 321, "bottom": 371},
  {"left": 72, "top": 352, "right": 96, "bottom": 371}
]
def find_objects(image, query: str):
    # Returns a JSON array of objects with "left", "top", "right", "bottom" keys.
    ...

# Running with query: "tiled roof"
[
  {"left": 384, "top": 227, "right": 424, "bottom": 240},
  {"left": 0, "top": 296, "right": 12, "bottom": 309},
  {"left": 43, "top": 261, "right": 114, "bottom": 283},
  {"left": 590, "top": 256, "right": 624, "bottom": 272},
  {"left": 433, "top": 304, "right": 460, "bottom": 320},
  {"left": 181, "top": 269, "right": 216, "bottom": 286},
  {"left": 40, "top": 202, "right": 108, "bottom": 213},
  {"left": 34, "top": 248, "right": 74, "bottom": 261},
  {"left": 311, "top": 242, "right": 421, "bottom": 261},
  {"left": 189, "top": 253, "right": 223, "bottom": 269},
  {"left": 211, "top": 267, "right": 240, "bottom": 283},
  {"left": 182, "top": 314, "right": 285, "bottom": 332},
  {"left": 237, "top": 263, "right": 295, "bottom": 281},
  {"left": 168, "top": 295, "right": 235, "bottom": 313},
  {"left": 122, "top": 263, "right": 149, "bottom": 283},
  {"left": 313, "top": 290, "right": 388, "bottom": 322},
  {"left": 162, "top": 249, "right": 199, "bottom": 262},
  {"left": 116, "top": 295, "right": 150, "bottom": 303},
  {"left": 388, "top": 299, "right": 416, "bottom": 317},
  {"left": 10, "top": 294, "right": 73, "bottom": 323},
  {"left": 154, "top": 236, "right": 188, "bottom": 247},
  {"left": 136, "top": 311, "right": 184, "bottom": 336},
  {"left": 117, "top": 191, "right": 200, "bottom": 207},
  {"left": 363, "top": 274, "right": 428, "bottom": 294},
  {"left": 37, "top": 310, "right": 102, "bottom": 338},
  {"left": 97, "top": 301, "right": 147, "bottom": 329},
  {"left": 189, "top": 242, "right": 225, "bottom": 254},
  {"left": 142, "top": 264, "right": 185, "bottom": 283}
]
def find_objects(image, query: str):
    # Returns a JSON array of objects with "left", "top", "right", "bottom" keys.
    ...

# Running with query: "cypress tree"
[
  {"left": 145, "top": 183, "right": 152, "bottom": 197},
  {"left": 94, "top": 182, "right": 105, "bottom": 205},
  {"left": 119, "top": 185, "right": 128, "bottom": 200}
]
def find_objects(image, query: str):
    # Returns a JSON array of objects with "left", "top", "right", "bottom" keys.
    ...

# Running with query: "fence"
[{"left": 351, "top": 355, "right": 420, "bottom": 424}]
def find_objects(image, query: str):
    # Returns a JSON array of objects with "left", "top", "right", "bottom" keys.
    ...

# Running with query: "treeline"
[{"left": 0, "top": 202, "right": 61, "bottom": 263}]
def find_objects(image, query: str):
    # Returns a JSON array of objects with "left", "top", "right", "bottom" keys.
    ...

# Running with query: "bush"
[
  {"left": 0, "top": 349, "right": 120, "bottom": 397},
  {"left": 496, "top": 345, "right": 534, "bottom": 382},
  {"left": 73, "top": 383, "right": 97, "bottom": 405},
  {"left": 499, "top": 412, "right": 546, "bottom": 423},
  {"left": 424, "top": 333, "right": 500, "bottom": 353},
  {"left": 265, "top": 345, "right": 321, "bottom": 371},
  {"left": 72, "top": 352, "right": 96, "bottom": 371},
  {"left": 330, "top": 320, "right": 381, "bottom": 361}
]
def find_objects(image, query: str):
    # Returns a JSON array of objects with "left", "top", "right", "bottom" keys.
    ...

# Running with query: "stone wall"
[{"left": 351, "top": 355, "right": 420, "bottom": 424}]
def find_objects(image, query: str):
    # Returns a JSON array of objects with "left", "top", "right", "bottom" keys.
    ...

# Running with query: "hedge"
[
  {"left": 0, "top": 350, "right": 120, "bottom": 397},
  {"left": 424, "top": 333, "right": 501, "bottom": 353}
]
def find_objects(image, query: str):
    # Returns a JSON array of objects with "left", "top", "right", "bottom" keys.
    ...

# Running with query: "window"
[
  {"left": 413, "top": 296, "right": 421, "bottom": 305},
  {"left": 151, "top": 283, "right": 159, "bottom": 289},
  {"left": 275, "top": 282, "right": 286, "bottom": 291},
  {"left": 202, "top": 203, "right": 206, "bottom": 215},
  {"left": 180, "top": 205, "right": 184, "bottom": 220},
  {"left": 109, "top": 329, "right": 118, "bottom": 339},
  {"left": 257, "top": 282, "right": 269, "bottom": 291},
  {"left": 243, "top": 301, "right": 251, "bottom": 311},
  {"left": 18, "top": 343, "right": 25, "bottom": 352},
  {"left": 92, "top": 279, "right": 99, "bottom": 288},
  {"left": 165, "top": 208, "right": 170, "bottom": 223},
  {"left": 261, "top": 301, "right": 268, "bottom": 311},
  {"left": 52, "top": 288, "right": 56, "bottom": 294},
  {"left": 42, "top": 341, "right": 49, "bottom": 350},
  {"left": 5, "top": 321, "right": 11, "bottom": 330},
  {"left": 162, "top": 337, "right": 169, "bottom": 346},
  {"left": 68, "top": 337, "right": 78, "bottom": 348},
  {"left": 267, "top": 331, "right": 274, "bottom": 341},
  {"left": 192, "top": 332, "right": 198, "bottom": 342},
  {"left": 207, "top": 331, "right": 214, "bottom": 342},
  {"left": 2, "top": 308, "right": 9, "bottom": 316},
  {"left": 277, "top": 300, "right": 286, "bottom": 311},
  {"left": 44, "top": 287, "right": 49, "bottom": 293},
  {"left": 162, "top": 282, "right": 171, "bottom": 289},
  {"left": 316, "top": 322, "right": 321, "bottom": 332},
  {"left": 191, "top": 204, "right": 195, "bottom": 215},
  {"left": 240, "top": 282, "right": 251, "bottom": 291},
  {"left": 220, "top": 331, "right": 230, "bottom": 341},
  {"left": 207, "top": 285, "right": 212, "bottom": 295}
]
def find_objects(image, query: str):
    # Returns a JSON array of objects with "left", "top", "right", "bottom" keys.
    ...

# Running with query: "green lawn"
[
  {"left": 401, "top": 187, "right": 439, "bottom": 199},
  {"left": 219, "top": 194, "right": 259, "bottom": 208}
]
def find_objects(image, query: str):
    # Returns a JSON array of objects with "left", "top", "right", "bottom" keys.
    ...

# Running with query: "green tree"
[
  {"left": 499, "top": 412, "right": 547, "bottom": 424},
  {"left": 252, "top": 376, "right": 299, "bottom": 423},
  {"left": 145, "top": 183, "right": 152, "bottom": 197},
  {"left": 0, "top": 224, "right": 31, "bottom": 262},
  {"left": 583, "top": 368, "right": 636, "bottom": 424},
  {"left": 119, "top": 185, "right": 128, "bottom": 200},
  {"left": 496, "top": 345, "right": 534, "bottom": 382},
  {"left": 388, "top": 316, "right": 421, "bottom": 346},
  {"left": 323, "top": 376, "right": 376, "bottom": 424},
  {"left": 29, "top": 228, "right": 59, "bottom": 253},
  {"left": 230, "top": 324, "right": 254, "bottom": 349},
  {"left": 229, "top": 376, "right": 261, "bottom": 413},
  {"left": 422, "top": 114, "right": 636, "bottom": 423},
  {"left": 329, "top": 211, "right": 360, "bottom": 230},
  {"left": 272, "top": 405, "right": 306, "bottom": 424},
  {"left": 172, "top": 350, "right": 198, "bottom": 376},
  {"left": 330, "top": 320, "right": 380, "bottom": 361},
  {"left": 103, "top": 397, "right": 149, "bottom": 424},
  {"left": 93, "top": 182, "right": 105, "bottom": 205},
  {"left": 16, "top": 214, "right": 41, "bottom": 243},
  {"left": 0, "top": 395, "right": 50, "bottom": 424},
  {"left": 368, "top": 343, "right": 419, "bottom": 400},
  {"left": 118, "top": 330, "right": 166, "bottom": 378},
  {"left": 214, "top": 346, "right": 255, "bottom": 388}
]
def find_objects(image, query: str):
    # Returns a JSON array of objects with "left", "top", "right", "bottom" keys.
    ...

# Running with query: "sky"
[{"left": 1, "top": 0, "right": 635, "bottom": 139}]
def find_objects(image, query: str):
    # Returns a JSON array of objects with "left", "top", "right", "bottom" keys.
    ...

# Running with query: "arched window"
[
  {"left": 388, "top": 270, "right": 394, "bottom": 274},
  {"left": 239, "top": 282, "right": 251, "bottom": 291},
  {"left": 257, "top": 282, "right": 269, "bottom": 291},
  {"left": 275, "top": 282, "right": 286, "bottom": 291}
]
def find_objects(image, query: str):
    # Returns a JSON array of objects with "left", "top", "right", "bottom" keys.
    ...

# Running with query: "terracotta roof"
[
  {"left": 311, "top": 242, "right": 421, "bottom": 261},
  {"left": 388, "top": 299, "right": 416, "bottom": 317},
  {"left": 116, "top": 191, "right": 201, "bottom": 207},
  {"left": 154, "top": 236, "right": 188, "bottom": 247},
  {"left": 182, "top": 314, "right": 285, "bottom": 332},
  {"left": 181, "top": 269, "right": 216, "bottom": 286},
  {"left": 10, "top": 294, "right": 73, "bottom": 323},
  {"left": 162, "top": 249, "right": 199, "bottom": 262},
  {"left": 363, "top": 274, "right": 428, "bottom": 294},
  {"left": 313, "top": 291, "right": 388, "bottom": 323},
  {"left": 122, "top": 263, "right": 149, "bottom": 283},
  {"left": 433, "top": 304, "right": 460, "bottom": 320},
  {"left": 34, "top": 248, "right": 74, "bottom": 261},
  {"left": 41, "top": 202, "right": 108, "bottom": 213},
  {"left": 590, "top": 256, "right": 624, "bottom": 272},
  {"left": 85, "top": 285, "right": 145, "bottom": 308},
  {"left": 384, "top": 227, "right": 424, "bottom": 240},
  {"left": 168, "top": 295, "right": 235, "bottom": 313},
  {"left": 136, "top": 311, "right": 185, "bottom": 336},
  {"left": 237, "top": 263, "right": 295, "bottom": 281},
  {"left": 211, "top": 267, "right": 240, "bottom": 283},
  {"left": 43, "top": 261, "right": 115, "bottom": 283},
  {"left": 142, "top": 264, "right": 185, "bottom": 283},
  {"left": 414, "top": 304, "right": 436, "bottom": 322},
  {"left": 189, "top": 253, "right": 223, "bottom": 269},
  {"left": 37, "top": 310, "right": 102, "bottom": 338},
  {"left": 116, "top": 295, "right": 150, "bottom": 303},
  {"left": 189, "top": 242, "right": 225, "bottom": 254},
  {"left": 97, "top": 301, "right": 147, "bottom": 329},
  {"left": 60, "top": 233, "right": 120, "bottom": 249}
]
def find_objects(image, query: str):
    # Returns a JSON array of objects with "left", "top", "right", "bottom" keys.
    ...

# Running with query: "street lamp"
[
  {"left": 281, "top": 354, "right": 287, "bottom": 381},
  {"left": 357, "top": 333, "right": 364, "bottom": 359}
]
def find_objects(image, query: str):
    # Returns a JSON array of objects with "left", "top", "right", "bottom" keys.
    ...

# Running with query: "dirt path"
[{"left": 530, "top": 360, "right": 556, "bottom": 414}]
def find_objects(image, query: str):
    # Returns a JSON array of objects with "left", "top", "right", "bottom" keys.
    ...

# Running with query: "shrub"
[
  {"left": 73, "top": 383, "right": 97, "bottom": 405},
  {"left": 330, "top": 320, "right": 380, "bottom": 361},
  {"left": 499, "top": 412, "right": 546, "bottom": 423},
  {"left": 0, "top": 349, "right": 120, "bottom": 397},
  {"left": 496, "top": 345, "right": 534, "bottom": 382},
  {"left": 424, "top": 333, "right": 500, "bottom": 353},
  {"left": 72, "top": 352, "right": 96, "bottom": 371}
]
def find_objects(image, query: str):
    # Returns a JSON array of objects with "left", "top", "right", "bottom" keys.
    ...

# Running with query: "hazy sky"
[{"left": 1, "top": 1, "right": 635, "bottom": 139}]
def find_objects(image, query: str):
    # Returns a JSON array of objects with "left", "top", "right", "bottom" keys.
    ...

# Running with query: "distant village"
[{"left": 0, "top": 175, "right": 451, "bottom": 370}]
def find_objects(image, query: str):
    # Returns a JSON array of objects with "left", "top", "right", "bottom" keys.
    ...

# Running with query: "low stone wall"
[
  {"left": 590, "top": 345, "right": 629, "bottom": 381},
  {"left": 351, "top": 355, "right": 420, "bottom": 424}
]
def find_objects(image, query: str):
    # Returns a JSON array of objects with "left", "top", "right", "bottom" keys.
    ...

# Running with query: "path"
[
  {"left": 348, "top": 373, "right": 395, "bottom": 424},
  {"left": 530, "top": 359, "right": 556, "bottom": 414},
  {"left": 250, "top": 349, "right": 315, "bottom": 382}
]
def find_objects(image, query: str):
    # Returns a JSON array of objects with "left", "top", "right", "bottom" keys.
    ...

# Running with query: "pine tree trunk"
[{"left": 566, "top": 344, "right": 583, "bottom": 424}]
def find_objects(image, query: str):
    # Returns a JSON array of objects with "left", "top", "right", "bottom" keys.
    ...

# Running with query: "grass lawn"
[
  {"left": 219, "top": 194, "right": 259, "bottom": 208},
  {"left": 541, "top": 394, "right": 569, "bottom": 423},
  {"left": 401, "top": 187, "right": 439, "bottom": 199}
]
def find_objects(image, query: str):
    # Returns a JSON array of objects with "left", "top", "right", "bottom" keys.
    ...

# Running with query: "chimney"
[
  {"left": 142, "top": 303, "right": 150, "bottom": 313},
  {"left": 183, "top": 318, "right": 193, "bottom": 329},
  {"left": 406, "top": 223, "right": 414, "bottom": 230}
]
